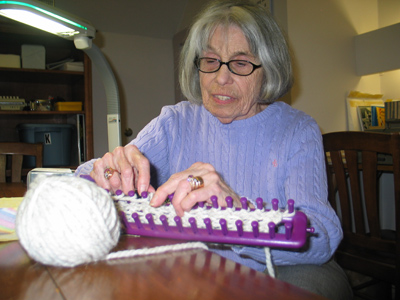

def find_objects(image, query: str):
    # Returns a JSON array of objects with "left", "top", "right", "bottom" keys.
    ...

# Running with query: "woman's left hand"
[{"left": 149, "top": 162, "right": 241, "bottom": 217}]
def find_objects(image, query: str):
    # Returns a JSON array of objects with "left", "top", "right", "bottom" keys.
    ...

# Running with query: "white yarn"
[
  {"left": 16, "top": 176, "right": 121, "bottom": 267},
  {"left": 105, "top": 242, "right": 208, "bottom": 261},
  {"left": 16, "top": 176, "right": 208, "bottom": 268},
  {"left": 264, "top": 247, "right": 275, "bottom": 277}
]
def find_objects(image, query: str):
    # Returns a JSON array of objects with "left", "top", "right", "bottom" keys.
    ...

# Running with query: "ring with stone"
[{"left": 104, "top": 167, "right": 117, "bottom": 180}]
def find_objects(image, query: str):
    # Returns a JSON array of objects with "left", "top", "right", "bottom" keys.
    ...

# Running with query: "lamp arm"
[{"left": 82, "top": 43, "right": 122, "bottom": 152}]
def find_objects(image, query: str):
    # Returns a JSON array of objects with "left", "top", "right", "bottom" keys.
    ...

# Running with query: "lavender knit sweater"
[{"left": 76, "top": 101, "right": 342, "bottom": 271}]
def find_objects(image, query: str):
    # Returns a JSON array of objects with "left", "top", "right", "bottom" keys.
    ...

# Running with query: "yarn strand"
[
  {"left": 264, "top": 247, "right": 275, "bottom": 278},
  {"left": 105, "top": 242, "right": 209, "bottom": 261}
]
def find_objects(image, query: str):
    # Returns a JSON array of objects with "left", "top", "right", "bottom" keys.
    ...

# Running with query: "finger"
[
  {"left": 91, "top": 153, "right": 119, "bottom": 191},
  {"left": 111, "top": 146, "right": 134, "bottom": 194},
  {"left": 125, "top": 145, "right": 151, "bottom": 196},
  {"left": 170, "top": 178, "right": 193, "bottom": 217}
]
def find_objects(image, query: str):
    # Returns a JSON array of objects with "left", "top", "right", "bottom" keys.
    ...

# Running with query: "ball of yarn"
[{"left": 16, "top": 175, "right": 120, "bottom": 267}]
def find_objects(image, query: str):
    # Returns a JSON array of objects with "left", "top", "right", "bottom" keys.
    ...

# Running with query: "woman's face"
[{"left": 200, "top": 25, "right": 264, "bottom": 124}]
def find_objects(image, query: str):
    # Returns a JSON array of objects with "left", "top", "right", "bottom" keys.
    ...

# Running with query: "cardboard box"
[
  {"left": 0, "top": 54, "right": 21, "bottom": 68},
  {"left": 21, "top": 44, "right": 45, "bottom": 69},
  {"left": 54, "top": 102, "right": 83, "bottom": 111},
  {"left": 61, "top": 62, "right": 84, "bottom": 72}
]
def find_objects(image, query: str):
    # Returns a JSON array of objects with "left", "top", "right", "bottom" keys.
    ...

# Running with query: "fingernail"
[{"left": 149, "top": 195, "right": 156, "bottom": 207}]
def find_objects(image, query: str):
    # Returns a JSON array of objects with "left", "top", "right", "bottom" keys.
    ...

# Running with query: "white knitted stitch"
[
  {"left": 113, "top": 193, "right": 294, "bottom": 233},
  {"left": 16, "top": 176, "right": 121, "bottom": 267}
]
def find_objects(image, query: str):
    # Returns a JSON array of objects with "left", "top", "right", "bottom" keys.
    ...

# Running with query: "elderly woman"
[{"left": 76, "top": 0, "right": 352, "bottom": 298}]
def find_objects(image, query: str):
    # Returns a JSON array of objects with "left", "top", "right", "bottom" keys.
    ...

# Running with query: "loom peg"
[
  {"left": 204, "top": 218, "right": 213, "bottom": 235},
  {"left": 240, "top": 197, "right": 248, "bottom": 210},
  {"left": 189, "top": 217, "right": 198, "bottom": 233},
  {"left": 132, "top": 212, "right": 143, "bottom": 229},
  {"left": 141, "top": 191, "right": 148, "bottom": 198},
  {"left": 219, "top": 219, "right": 228, "bottom": 236},
  {"left": 287, "top": 199, "right": 294, "bottom": 213},
  {"left": 268, "top": 222, "right": 276, "bottom": 239},
  {"left": 285, "top": 222, "right": 293, "bottom": 239},
  {"left": 272, "top": 198, "right": 279, "bottom": 211},
  {"left": 146, "top": 213, "right": 156, "bottom": 230},
  {"left": 235, "top": 220, "right": 244, "bottom": 237},
  {"left": 174, "top": 216, "right": 183, "bottom": 232},
  {"left": 225, "top": 196, "right": 233, "bottom": 208},
  {"left": 128, "top": 190, "right": 136, "bottom": 197},
  {"left": 211, "top": 195, "right": 219, "bottom": 208},
  {"left": 115, "top": 189, "right": 123, "bottom": 196},
  {"left": 251, "top": 221, "right": 259, "bottom": 238},
  {"left": 256, "top": 197, "right": 264, "bottom": 210},
  {"left": 160, "top": 215, "right": 169, "bottom": 231}
]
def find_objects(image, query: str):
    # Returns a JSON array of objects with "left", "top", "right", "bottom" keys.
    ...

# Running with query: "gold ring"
[
  {"left": 187, "top": 175, "right": 204, "bottom": 191},
  {"left": 104, "top": 167, "right": 117, "bottom": 180}
]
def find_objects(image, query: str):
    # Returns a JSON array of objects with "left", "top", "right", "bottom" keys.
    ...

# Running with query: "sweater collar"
[{"left": 202, "top": 101, "right": 286, "bottom": 129}]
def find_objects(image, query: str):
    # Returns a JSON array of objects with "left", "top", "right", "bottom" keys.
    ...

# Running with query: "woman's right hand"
[{"left": 90, "top": 144, "right": 155, "bottom": 196}]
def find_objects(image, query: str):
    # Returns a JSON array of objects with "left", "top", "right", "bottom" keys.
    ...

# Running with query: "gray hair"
[{"left": 179, "top": 0, "right": 293, "bottom": 105}]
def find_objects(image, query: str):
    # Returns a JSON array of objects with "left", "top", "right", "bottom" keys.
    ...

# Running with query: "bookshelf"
[{"left": 0, "top": 17, "right": 93, "bottom": 171}]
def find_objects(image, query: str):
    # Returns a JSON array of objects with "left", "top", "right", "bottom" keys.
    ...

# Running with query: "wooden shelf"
[
  {"left": 0, "top": 110, "right": 85, "bottom": 115},
  {"left": 0, "top": 18, "right": 93, "bottom": 170}
]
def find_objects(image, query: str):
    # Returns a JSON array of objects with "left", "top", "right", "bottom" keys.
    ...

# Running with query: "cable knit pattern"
[{"left": 75, "top": 101, "right": 343, "bottom": 272}]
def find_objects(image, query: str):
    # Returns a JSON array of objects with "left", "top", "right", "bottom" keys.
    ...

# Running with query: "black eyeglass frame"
[{"left": 195, "top": 57, "right": 262, "bottom": 76}]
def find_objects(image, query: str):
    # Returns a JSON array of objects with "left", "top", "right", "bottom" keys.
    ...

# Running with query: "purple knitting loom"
[
  {"left": 80, "top": 175, "right": 314, "bottom": 249},
  {"left": 116, "top": 196, "right": 314, "bottom": 249}
]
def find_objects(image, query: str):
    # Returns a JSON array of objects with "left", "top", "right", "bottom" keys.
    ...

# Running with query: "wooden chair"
[
  {"left": 0, "top": 142, "right": 43, "bottom": 183},
  {"left": 323, "top": 131, "right": 400, "bottom": 299}
]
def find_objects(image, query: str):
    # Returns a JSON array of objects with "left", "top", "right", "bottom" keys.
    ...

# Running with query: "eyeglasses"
[{"left": 195, "top": 57, "right": 261, "bottom": 76}]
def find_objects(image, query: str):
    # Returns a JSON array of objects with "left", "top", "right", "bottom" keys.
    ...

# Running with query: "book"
[
  {"left": 371, "top": 106, "right": 385, "bottom": 127},
  {"left": 385, "top": 100, "right": 400, "bottom": 121},
  {"left": 346, "top": 91, "right": 384, "bottom": 131},
  {"left": 357, "top": 106, "right": 372, "bottom": 131}
]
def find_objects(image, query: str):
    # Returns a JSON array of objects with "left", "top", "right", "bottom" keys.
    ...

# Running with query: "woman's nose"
[{"left": 215, "top": 64, "right": 233, "bottom": 85}]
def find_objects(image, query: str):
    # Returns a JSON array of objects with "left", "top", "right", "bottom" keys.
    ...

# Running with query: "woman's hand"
[
  {"left": 90, "top": 144, "right": 155, "bottom": 196},
  {"left": 150, "top": 162, "right": 240, "bottom": 217}
]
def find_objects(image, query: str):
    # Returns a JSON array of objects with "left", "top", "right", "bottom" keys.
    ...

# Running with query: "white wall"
[
  {"left": 92, "top": 32, "right": 175, "bottom": 157},
  {"left": 286, "top": 0, "right": 400, "bottom": 133},
  {"left": 286, "top": 0, "right": 380, "bottom": 133},
  {"left": 378, "top": 0, "right": 400, "bottom": 100}
]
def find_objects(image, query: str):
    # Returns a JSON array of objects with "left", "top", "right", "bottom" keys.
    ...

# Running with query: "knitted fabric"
[
  {"left": 75, "top": 101, "right": 343, "bottom": 271},
  {"left": 113, "top": 193, "right": 294, "bottom": 233}
]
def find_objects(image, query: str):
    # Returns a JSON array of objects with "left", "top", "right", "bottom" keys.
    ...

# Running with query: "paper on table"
[{"left": 0, "top": 197, "right": 23, "bottom": 242}]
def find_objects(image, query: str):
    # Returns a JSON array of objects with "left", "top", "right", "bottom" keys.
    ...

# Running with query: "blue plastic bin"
[{"left": 18, "top": 123, "right": 74, "bottom": 167}]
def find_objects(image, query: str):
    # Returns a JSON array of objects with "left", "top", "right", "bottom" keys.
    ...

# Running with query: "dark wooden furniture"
[
  {"left": 323, "top": 131, "right": 400, "bottom": 299},
  {"left": 0, "top": 182, "right": 27, "bottom": 197},
  {"left": 0, "top": 142, "right": 43, "bottom": 183},
  {"left": 0, "top": 16, "right": 94, "bottom": 168},
  {"left": 0, "top": 235, "right": 325, "bottom": 300}
]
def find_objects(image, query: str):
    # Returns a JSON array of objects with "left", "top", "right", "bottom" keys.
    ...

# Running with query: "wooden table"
[
  {"left": 0, "top": 235, "right": 326, "bottom": 300},
  {"left": 0, "top": 182, "right": 27, "bottom": 197}
]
